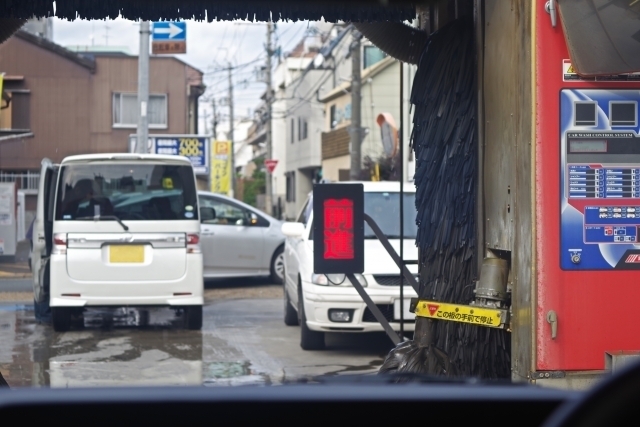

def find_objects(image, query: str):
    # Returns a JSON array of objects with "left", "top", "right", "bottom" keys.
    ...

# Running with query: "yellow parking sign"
[{"left": 210, "top": 140, "right": 231, "bottom": 195}]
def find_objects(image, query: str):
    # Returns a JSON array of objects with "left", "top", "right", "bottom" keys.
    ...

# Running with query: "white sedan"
[
  {"left": 198, "top": 191, "right": 286, "bottom": 284},
  {"left": 281, "top": 181, "right": 419, "bottom": 350}
]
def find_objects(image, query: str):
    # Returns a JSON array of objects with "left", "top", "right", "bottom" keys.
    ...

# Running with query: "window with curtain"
[{"left": 113, "top": 93, "right": 168, "bottom": 128}]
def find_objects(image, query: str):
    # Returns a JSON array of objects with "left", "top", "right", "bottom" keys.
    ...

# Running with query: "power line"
[
  {"left": 282, "top": 53, "right": 349, "bottom": 116},
  {"left": 236, "top": 23, "right": 249, "bottom": 56},
  {"left": 213, "top": 23, "right": 229, "bottom": 64},
  {"left": 227, "top": 24, "right": 240, "bottom": 64},
  {"left": 204, "top": 55, "right": 265, "bottom": 74}
]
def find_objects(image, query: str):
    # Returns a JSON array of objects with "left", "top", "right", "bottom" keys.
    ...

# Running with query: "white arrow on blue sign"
[{"left": 152, "top": 22, "right": 186, "bottom": 41}]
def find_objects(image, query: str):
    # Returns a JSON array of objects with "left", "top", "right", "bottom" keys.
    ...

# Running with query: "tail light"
[
  {"left": 53, "top": 233, "right": 67, "bottom": 255},
  {"left": 187, "top": 233, "right": 201, "bottom": 254}
]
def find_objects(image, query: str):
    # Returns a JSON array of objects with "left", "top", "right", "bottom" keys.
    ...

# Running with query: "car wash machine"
[{"left": 354, "top": 0, "right": 640, "bottom": 389}]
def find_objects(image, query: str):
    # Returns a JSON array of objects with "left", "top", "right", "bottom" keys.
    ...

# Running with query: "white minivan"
[{"left": 32, "top": 154, "right": 204, "bottom": 331}]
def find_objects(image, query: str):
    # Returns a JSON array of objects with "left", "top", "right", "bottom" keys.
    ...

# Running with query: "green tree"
[{"left": 243, "top": 157, "right": 266, "bottom": 207}]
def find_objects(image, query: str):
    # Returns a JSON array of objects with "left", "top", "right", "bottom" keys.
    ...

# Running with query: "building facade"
[
  {"left": 0, "top": 29, "right": 204, "bottom": 236},
  {"left": 319, "top": 56, "right": 407, "bottom": 182},
  {"left": 0, "top": 30, "right": 204, "bottom": 174}
]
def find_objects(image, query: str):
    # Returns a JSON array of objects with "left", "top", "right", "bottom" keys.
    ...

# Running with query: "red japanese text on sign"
[{"left": 323, "top": 198, "right": 354, "bottom": 260}]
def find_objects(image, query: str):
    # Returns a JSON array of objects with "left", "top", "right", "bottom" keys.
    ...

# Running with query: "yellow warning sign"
[
  {"left": 413, "top": 300, "right": 505, "bottom": 328},
  {"left": 562, "top": 59, "right": 640, "bottom": 82}
]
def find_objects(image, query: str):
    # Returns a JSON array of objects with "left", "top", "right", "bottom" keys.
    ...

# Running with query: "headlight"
[{"left": 311, "top": 273, "right": 367, "bottom": 287}]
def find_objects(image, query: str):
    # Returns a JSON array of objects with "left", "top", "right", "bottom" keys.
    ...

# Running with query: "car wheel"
[
  {"left": 185, "top": 305, "right": 203, "bottom": 330},
  {"left": 284, "top": 284, "right": 299, "bottom": 326},
  {"left": 298, "top": 284, "right": 325, "bottom": 350},
  {"left": 269, "top": 246, "right": 285, "bottom": 284},
  {"left": 51, "top": 307, "right": 71, "bottom": 332}
]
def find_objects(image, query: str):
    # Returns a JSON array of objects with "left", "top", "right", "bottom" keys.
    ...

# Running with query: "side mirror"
[
  {"left": 200, "top": 207, "right": 216, "bottom": 222},
  {"left": 248, "top": 212, "right": 258, "bottom": 225},
  {"left": 281, "top": 222, "right": 305, "bottom": 238}
]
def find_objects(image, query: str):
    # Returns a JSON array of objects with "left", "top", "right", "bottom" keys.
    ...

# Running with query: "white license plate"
[{"left": 393, "top": 299, "right": 415, "bottom": 320}]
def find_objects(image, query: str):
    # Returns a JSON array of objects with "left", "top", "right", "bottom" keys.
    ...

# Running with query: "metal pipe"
[
  {"left": 347, "top": 273, "right": 401, "bottom": 345},
  {"left": 364, "top": 213, "right": 419, "bottom": 292},
  {"left": 474, "top": 0, "right": 485, "bottom": 273},
  {"left": 399, "top": 60, "right": 405, "bottom": 339},
  {"left": 349, "top": 31, "right": 362, "bottom": 180}
]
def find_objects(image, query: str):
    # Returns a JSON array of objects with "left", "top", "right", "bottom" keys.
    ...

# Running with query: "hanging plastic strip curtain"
[
  {"left": 408, "top": 18, "right": 510, "bottom": 379},
  {"left": 0, "top": 1, "right": 415, "bottom": 22}
]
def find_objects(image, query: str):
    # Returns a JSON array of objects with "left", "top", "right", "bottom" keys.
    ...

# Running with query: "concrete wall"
[
  {"left": 284, "top": 26, "right": 353, "bottom": 219},
  {"left": 322, "top": 155, "right": 350, "bottom": 182}
]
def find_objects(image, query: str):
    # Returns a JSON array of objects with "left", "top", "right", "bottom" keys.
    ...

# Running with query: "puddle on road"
[
  {"left": 206, "top": 361, "right": 251, "bottom": 378},
  {"left": 0, "top": 302, "right": 389, "bottom": 388},
  {"left": 0, "top": 304, "right": 31, "bottom": 312},
  {"left": 202, "top": 361, "right": 270, "bottom": 386}
]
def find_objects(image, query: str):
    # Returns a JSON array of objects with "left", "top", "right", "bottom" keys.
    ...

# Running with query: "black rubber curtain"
[{"left": 381, "top": 18, "right": 510, "bottom": 379}]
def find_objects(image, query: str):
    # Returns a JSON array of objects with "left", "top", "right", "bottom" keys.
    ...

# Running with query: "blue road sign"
[
  {"left": 152, "top": 22, "right": 186, "bottom": 41},
  {"left": 128, "top": 134, "right": 209, "bottom": 175}
]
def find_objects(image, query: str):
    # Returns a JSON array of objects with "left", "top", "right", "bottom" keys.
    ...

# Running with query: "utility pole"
[
  {"left": 227, "top": 63, "right": 236, "bottom": 198},
  {"left": 349, "top": 30, "right": 362, "bottom": 180},
  {"left": 264, "top": 21, "right": 274, "bottom": 215},
  {"left": 136, "top": 21, "right": 150, "bottom": 154},
  {"left": 212, "top": 98, "right": 218, "bottom": 140}
]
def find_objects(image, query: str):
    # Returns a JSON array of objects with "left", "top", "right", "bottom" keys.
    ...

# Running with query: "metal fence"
[{"left": 0, "top": 171, "right": 40, "bottom": 191}]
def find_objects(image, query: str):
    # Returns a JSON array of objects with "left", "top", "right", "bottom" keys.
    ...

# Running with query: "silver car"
[{"left": 198, "top": 191, "right": 285, "bottom": 284}]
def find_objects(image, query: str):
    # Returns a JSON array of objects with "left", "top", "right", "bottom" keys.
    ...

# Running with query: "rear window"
[{"left": 55, "top": 162, "right": 199, "bottom": 221}]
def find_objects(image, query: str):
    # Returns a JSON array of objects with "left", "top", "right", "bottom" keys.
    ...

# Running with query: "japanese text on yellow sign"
[
  {"left": 414, "top": 300, "right": 504, "bottom": 328},
  {"left": 210, "top": 140, "right": 231, "bottom": 195}
]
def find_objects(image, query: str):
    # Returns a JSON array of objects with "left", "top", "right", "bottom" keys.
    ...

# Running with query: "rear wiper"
[{"left": 75, "top": 215, "right": 129, "bottom": 231}]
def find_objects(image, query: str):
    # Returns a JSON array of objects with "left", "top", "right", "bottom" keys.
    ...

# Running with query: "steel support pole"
[
  {"left": 349, "top": 31, "right": 362, "bottom": 180},
  {"left": 136, "top": 21, "right": 150, "bottom": 154},
  {"left": 228, "top": 63, "right": 236, "bottom": 198},
  {"left": 265, "top": 21, "right": 274, "bottom": 214}
]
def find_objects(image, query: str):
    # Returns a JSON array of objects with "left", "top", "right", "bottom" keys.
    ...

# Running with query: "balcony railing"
[{"left": 0, "top": 171, "right": 40, "bottom": 191}]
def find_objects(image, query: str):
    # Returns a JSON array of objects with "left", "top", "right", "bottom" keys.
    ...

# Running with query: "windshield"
[
  {"left": 54, "top": 163, "right": 198, "bottom": 221},
  {"left": 364, "top": 192, "right": 417, "bottom": 239},
  {"left": 0, "top": 5, "right": 612, "bottom": 400}
]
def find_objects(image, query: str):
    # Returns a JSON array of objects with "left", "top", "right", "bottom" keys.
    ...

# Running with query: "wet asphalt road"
[
  {"left": 0, "top": 279, "right": 31, "bottom": 293},
  {"left": 0, "top": 284, "right": 396, "bottom": 388}
]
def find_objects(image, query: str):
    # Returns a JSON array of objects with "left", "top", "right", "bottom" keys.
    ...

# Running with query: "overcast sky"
[{"left": 51, "top": 17, "right": 313, "bottom": 136}]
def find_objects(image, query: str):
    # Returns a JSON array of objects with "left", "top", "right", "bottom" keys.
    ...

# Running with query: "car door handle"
[{"left": 201, "top": 232, "right": 215, "bottom": 236}]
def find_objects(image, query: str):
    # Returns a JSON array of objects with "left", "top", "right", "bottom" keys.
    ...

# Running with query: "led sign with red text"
[
  {"left": 313, "top": 184, "right": 364, "bottom": 274},
  {"left": 323, "top": 198, "right": 354, "bottom": 260}
]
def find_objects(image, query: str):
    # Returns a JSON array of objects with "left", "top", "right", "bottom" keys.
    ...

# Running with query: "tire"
[
  {"left": 51, "top": 307, "right": 71, "bottom": 332},
  {"left": 298, "top": 284, "right": 325, "bottom": 350},
  {"left": 269, "top": 246, "right": 285, "bottom": 285},
  {"left": 284, "top": 285, "right": 299, "bottom": 326},
  {"left": 185, "top": 305, "right": 203, "bottom": 330}
]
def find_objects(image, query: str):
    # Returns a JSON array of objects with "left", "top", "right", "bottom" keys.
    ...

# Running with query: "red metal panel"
[{"left": 536, "top": 0, "right": 640, "bottom": 371}]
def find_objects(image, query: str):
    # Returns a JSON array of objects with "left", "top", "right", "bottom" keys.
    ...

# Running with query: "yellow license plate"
[
  {"left": 109, "top": 245, "right": 145, "bottom": 263},
  {"left": 413, "top": 300, "right": 504, "bottom": 328}
]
